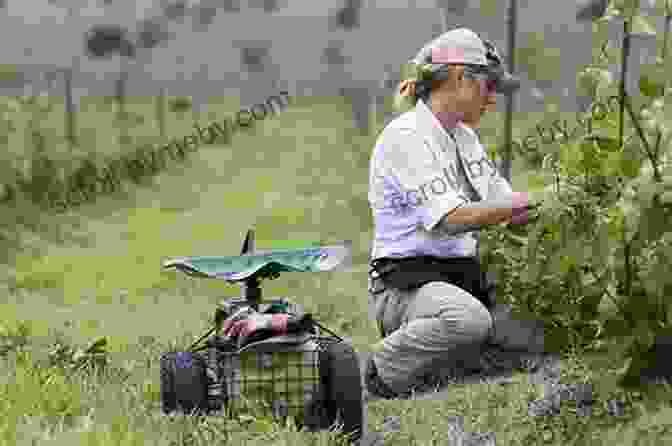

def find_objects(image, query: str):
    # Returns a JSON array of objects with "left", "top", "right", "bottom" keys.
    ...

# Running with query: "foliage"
[
  {"left": 0, "top": 321, "right": 32, "bottom": 357},
  {"left": 0, "top": 94, "right": 279, "bottom": 216},
  {"left": 168, "top": 96, "right": 192, "bottom": 113},
  {"left": 482, "top": 3, "right": 672, "bottom": 386}
]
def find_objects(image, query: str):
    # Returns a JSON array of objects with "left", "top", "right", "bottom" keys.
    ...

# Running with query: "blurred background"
[{"left": 0, "top": 0, "right": 664, "bottom": 127}]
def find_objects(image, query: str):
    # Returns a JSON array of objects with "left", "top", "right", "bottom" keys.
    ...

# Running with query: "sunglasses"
[{"left": 462, "top": 66, "right": 498, "bottom": 93}]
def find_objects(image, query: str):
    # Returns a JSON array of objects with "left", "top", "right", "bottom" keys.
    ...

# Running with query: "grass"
[{"left": 0, "top": 94, "right": 670, "bottom": 445}]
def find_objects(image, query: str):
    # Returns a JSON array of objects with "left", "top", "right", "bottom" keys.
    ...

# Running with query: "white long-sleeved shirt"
[{"left": 368, "top": 99, "right": 513, "bottom": 260}]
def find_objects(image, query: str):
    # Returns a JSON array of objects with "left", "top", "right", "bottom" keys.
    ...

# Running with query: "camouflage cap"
[
  {"left": 406, "top": 27, "right": 489, "bottom": 100},
  {"left": 409, "top": 27, "right": 520, "bottom": 95},
  {"left": 412, "top": 28, "right": 489, "bottom": 69}
]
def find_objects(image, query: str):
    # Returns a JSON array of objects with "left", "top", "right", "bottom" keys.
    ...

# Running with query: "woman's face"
[
  {"left": 472, "top": 81, "right": 498, "bottom": 127},
  {"left": 433, "top": 65, "right": 495, "bottom": 126}
]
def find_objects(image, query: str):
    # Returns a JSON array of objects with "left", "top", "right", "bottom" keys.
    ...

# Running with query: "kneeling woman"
[{"left": 365, "top": 27, "right": 533, "bottom": 398}]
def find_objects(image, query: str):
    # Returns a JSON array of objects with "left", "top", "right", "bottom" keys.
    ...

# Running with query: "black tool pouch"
[{"left": 369, "top": 256, "right": 496, "bottom": 310}]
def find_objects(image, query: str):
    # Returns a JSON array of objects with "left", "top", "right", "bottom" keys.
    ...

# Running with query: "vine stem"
[
  {"left": 553, "top": 159, "right": 560, "bottom": 195},
  {"left": 618, "top": 18, "right": 630, "bottom": 150},
  {"left": 623, "top": 225, "right": 632, "bottom": 305},
  {"left": 623, "top": 93, "right": 660, "bottom": 181}
]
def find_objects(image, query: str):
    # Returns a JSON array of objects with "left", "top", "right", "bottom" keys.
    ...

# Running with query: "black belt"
[{"left": 369, "top": 255, "right": 496, "bottom": 311}]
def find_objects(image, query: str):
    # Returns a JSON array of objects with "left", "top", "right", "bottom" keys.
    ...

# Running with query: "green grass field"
[
  {"left": 1, "top": 94, "right": 246, "bottom": 159},
  {"left": 1, "top": 95, "right": 670, "bottom": 445}
]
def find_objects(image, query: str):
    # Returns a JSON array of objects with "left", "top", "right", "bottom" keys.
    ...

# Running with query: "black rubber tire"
[
  {"left": 318, "top": 340, "right": 365, "bottom": 443},
  {"left": 160, "top": 351, "right": 209, "bottom": 415}
]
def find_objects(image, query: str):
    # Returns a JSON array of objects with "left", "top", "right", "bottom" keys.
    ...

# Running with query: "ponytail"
[
  {"left": 393, "top": 79, "right": 418, "bottom": 111},
  {"left": 392, "top": 62, "right": 434, "bottom": 112}
]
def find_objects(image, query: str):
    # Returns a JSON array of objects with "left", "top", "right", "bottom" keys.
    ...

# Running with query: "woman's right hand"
[{"left": 509, "top": 192, "right": 532, "bottom": 225}]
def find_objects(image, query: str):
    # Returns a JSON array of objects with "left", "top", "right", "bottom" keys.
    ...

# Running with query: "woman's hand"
[
  {"left": 506, "top": 192, "right": 544, "bottom": 226},
  {"left": 509, "top": 192, "right": 532, "bottom": 225}
]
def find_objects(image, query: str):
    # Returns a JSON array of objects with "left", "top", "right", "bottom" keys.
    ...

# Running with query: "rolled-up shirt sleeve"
[{"left": 380, "top": 128, "right": 468, "bottom": 232}]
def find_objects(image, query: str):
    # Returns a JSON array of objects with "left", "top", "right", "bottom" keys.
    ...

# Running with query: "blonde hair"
[
  {"left": 392, "top": 78, "right": 418, "bottom": 111},
  {"left": 392, "top": 63, "right": 461, "bottom": 112}
]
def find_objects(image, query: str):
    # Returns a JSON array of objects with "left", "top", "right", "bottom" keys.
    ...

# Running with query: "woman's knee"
[
  {"left": 414, "top": 281, "right": 492, "bottom": 340},
  {"left": 462, "top": 301, "right": 493, "bottom": 341}
]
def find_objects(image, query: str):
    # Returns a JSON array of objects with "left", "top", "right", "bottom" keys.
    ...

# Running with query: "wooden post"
[
  {"left": 64, "top": 68, "right": 77, "bottom": 150},
  {"left": 156, "top": 86, "right": 166, "bottom": 139},
  {"left": 370, "top": 77, "right": 383, "bottom": 134},
  {"left": 350, "top": 87, "right": 371, "bottom": 134},
  {"left": 502, "top": 0, "right": 517, "bottom": 182},
  {"left": 116, "top": 56, "right": 129, "bottom": 148},
  {"left": 115, "top": 71, "right": 126, "bottom": 118}
]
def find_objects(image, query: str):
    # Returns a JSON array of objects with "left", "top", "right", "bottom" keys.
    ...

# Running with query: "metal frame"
[{"left": 165, "top": 228, "right": 347, "bottom": 422}]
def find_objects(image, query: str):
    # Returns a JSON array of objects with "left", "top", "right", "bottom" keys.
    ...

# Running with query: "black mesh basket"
[{"left": 214, "top": 334, "right": 339, "bottom": 429}]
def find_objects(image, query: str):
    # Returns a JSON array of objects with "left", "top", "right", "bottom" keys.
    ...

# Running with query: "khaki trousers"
[{"left": 368, "top": 276, "right": 494, "bottom": 395}]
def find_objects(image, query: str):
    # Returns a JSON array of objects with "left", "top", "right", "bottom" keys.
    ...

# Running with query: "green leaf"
[
  {"left": 580, "top": 138, "right": 602, "bottom": 173},
  {"left": 651, "top": 0, "right": 672, "bottom": 15},
  {"left": 660, "top": 190, "right": 672, "bottom": 203},
  {"left": 85, "top": 337, "right": 108, "bottom": 353},
  {"left": 640, "top": 74, "right": 665, "bottom": 98},
  {"left": 501, "top": 230, "right": 528, "bottom": 246},
  {"left": 591, "top": 135, "right": 622, "bottom": 152},
  {"left": 249, "top": 418, "right": 275, "bottom": 434},
  {"left": 639, "top": 64, "right": 667, "bottom": 98},
  {"left": 637, "top": 180, "right": 665, "bottom": 205},
  {"left": 602, "top": 1, "right": 626, "bottom": 19},
  {"left": 631, "top": 14, "right": 657, "bottom": 37},
  {"left": 238, "top": 414, "right": 256, "bottom": 423},
  {"left": 613, "top": 0, "right": 645, "bottom": 18},
  {"left": 615, "top": 354, "right": 634, "bottom": 378},
  {"left": 620, "top": 145, "right": 643, "bottom": 178},
  {"left": 561, "top": 254, "right": 578, "bottom": 276},
  {"left": 577, "top": 69, "right": 599, "bottom": 98}
]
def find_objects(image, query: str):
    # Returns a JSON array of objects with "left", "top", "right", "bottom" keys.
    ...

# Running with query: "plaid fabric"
[
  {"left": 219, "top": 339, "right": 324, "bottom": 422},
  {"left": 221, "top": 311, "right": 291, "bottom": 349}
]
